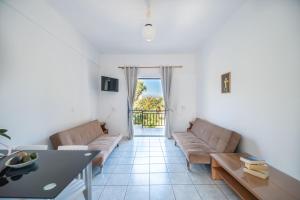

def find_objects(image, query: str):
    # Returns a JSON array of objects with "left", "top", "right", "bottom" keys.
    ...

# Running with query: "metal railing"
[{"left": 132, "top": 110, "right": 165, "bottom": 128}]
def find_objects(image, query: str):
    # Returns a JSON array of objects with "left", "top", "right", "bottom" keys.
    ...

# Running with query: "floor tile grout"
[{"left": 90, "top": 137, "right": 239, "bottom": 200}]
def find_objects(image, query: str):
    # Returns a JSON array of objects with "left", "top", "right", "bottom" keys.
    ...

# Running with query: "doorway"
[{"left": 133, "top": 78, "right": 165, "bottom": 137}]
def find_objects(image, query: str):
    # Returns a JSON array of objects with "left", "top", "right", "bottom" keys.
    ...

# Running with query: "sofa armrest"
[
  {"left": 49, "top": 131, "right": 74, "bottom": 149},
  {"left": 187, "top": 118, "right": 199, "bottom": 132},
  {"left": 100, "top": 122, "right": 108, "bottom": 134},
  {"left": 224, "top": 132, "right": 241, "bottom": 153},
  {"left": 50, "top": 134, "right": 65, "bottom": 149},
  {"left": 187, "top": 121, "right": 193, "bottom": 132}
]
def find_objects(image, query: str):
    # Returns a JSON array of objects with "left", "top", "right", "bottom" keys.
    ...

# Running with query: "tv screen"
[{"left": 101, "top": 76, "right": 119, "bottom": 92}]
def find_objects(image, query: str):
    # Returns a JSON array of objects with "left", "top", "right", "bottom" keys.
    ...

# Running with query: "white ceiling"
[{"left": 48, "top": 0, "right": 246, "bottom": 54}]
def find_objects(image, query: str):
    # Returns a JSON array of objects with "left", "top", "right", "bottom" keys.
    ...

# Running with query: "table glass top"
[{"left": 0, "top": 150, "right": 99, "bottom": 199}]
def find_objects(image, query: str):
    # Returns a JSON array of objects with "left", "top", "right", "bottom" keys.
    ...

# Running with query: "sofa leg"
[
  {"left": 174, "top": 141, "right": 177, "bottom": 146},
  {"left": 186, "top": 160, "right": 191, "bottom": 170},
  {"left": 117, "top": 143, "right": 119, "bottom": 147}
]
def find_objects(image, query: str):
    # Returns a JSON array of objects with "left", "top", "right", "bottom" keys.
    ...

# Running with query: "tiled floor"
[
  {"left": 133, "top": 126, "right": 164, "bottom": 136},
  {"left": 77, "top": 137, "right": 240, "bottom": 200}
]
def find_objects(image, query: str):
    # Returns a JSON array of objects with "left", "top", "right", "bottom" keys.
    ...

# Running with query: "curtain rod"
[{"left": 118, "top": 65, "right": 183, "bottom": 69}]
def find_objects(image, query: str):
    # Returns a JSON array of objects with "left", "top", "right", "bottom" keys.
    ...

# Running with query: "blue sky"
[{"left": 140, "top": 79, "right": 163, "bottom": 97}]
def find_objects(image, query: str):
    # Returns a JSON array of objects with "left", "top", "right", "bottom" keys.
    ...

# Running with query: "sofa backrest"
[
  {"left": 50, "top": 120, "right": 104, "bottom": 149},
  {"left": 190, "top": 118, "right": 240, "bottom": 152},
  {"left": 190, "top": 118, "right": 209, "bottom": 140}
]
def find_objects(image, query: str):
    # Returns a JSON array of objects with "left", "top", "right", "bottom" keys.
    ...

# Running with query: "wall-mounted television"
[{"left": 101, "top": 76, "right": 119, "bottom": 92}]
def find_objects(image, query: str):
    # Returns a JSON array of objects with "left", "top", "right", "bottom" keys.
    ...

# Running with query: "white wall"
[
  {"left": 98, "top": 54, "right": 197, "bottom": 137},
  {"left": 196, "top": 0, "right": 300, "bottom": 180},
  {"left": 0, "top": 0, "right": 100, "bottom": 147}
]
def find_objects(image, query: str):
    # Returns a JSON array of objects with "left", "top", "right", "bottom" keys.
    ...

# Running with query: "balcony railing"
[{"left": 132, "top": 110, "right": 165, "bottom": 128}]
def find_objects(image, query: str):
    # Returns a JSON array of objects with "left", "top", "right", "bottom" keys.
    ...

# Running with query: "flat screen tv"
[{"left": 101, "top": 76, "right": 119, "bottom": 92}]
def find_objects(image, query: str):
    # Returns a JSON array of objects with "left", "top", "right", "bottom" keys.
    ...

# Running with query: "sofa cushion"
[
  {"left": 181, "top": 143, "right": 212, "bottom": 152},
  {"left": 88, "top": 134, "right": 122, "bottom": 164},
  {"left": 50, "top": 120, "right": 104, "bottom": 148},
  {"left": 88, "top": 136, "right": 120, "bottom": 149},
  {"left": 223, "top": 132, "right": 241, "bottom": 153},
  {"left": 186, "top": 150, "right": 211, "bottom": 164},
  {"left": 173, "top": 132, "right": 198, "bottom": 141},
  {"left": 190, "top": 119, "right": 234, "bottom": 152},
  {"left": 190, "top": 118, "right": 208, "bottom": 139},
  {"left": 207, "top": 126, "right": 232, "bottom": 152},
  {"left": 172, "top": 118, "right": 240, "bottom": 164}
]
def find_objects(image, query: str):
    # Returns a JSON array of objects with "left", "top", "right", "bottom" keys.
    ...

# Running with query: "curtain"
[
  {"left": 161, "top": 66, "right": 173, "bottom": 138},
  {"left": 124, "top": 67, "right": 138, "bottom": 139}
]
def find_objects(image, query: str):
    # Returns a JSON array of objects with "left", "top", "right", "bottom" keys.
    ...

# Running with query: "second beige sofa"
[{"left": 172, "top": 118, "right": 240, "bottom": 168}]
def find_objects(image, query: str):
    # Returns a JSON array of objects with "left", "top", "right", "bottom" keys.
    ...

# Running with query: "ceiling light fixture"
[{"left": 143, "top": 0, "right": 155, "bottom": 42}]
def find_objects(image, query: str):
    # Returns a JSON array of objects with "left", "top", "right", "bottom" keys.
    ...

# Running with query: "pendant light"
[
  {"left": 143, "top": 1, "right": 155, "bottom": 42},
  {"left": 143, "top": 24, "right": 155, "bottom": 42}
]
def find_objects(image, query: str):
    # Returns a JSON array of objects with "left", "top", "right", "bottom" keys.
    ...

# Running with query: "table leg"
[
  {"left": 83, "top": 162, "right": 92, "bottom": 200},
  {"left": 211, "top": 157, "right": 222, "bottom": 180}
]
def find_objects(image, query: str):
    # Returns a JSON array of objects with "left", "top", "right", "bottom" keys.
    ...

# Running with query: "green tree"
[
  {"left": 134, "top": 96, "right": 164, "bottom": 111},
  {"left": 133, "top": 80, "right": 165, "bottom": 128},
  {"left": 133, "top": 96, "right": 165, "bottom": 128},
  {"left": 134, "top": 80, "right": 147, "bottom": 101}
]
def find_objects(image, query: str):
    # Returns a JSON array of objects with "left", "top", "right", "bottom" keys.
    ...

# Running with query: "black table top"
[{"left": 0, "top": 150, "right": 99, "bottom": 199}]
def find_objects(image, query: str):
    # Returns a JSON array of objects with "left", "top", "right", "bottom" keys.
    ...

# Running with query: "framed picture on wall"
[{"left": 221, "top": 72, "right": 231, "bottom": 93}]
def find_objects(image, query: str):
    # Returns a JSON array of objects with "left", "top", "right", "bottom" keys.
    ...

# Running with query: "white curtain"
[
  {"left": 161, "top": 66, "right": 173, "bottom": 138},
  {"left": 124, "top": 67, "right": 138, "bottom": 139}
]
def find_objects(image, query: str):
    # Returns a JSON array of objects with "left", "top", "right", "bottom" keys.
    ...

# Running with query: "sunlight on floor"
[{"left": 134, "top": 126, "right": 164, "bottom": 137}]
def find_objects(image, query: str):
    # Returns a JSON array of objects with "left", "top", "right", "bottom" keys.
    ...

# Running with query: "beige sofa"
[
  {"left": 50, "top": 120, "right": 122, "bottom": 171},
  {"left": 172, "top": 118, "right": 240, "bottom": 168}
]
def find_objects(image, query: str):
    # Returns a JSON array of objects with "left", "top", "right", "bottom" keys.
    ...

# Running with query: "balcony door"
[{"left": 133, "top": 78, "right": 165, "bottom": 137}]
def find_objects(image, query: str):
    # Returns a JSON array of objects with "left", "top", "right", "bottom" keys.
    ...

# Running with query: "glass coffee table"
[{"left": 0, "top": 150, "right": 99, "bottom": 199}]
